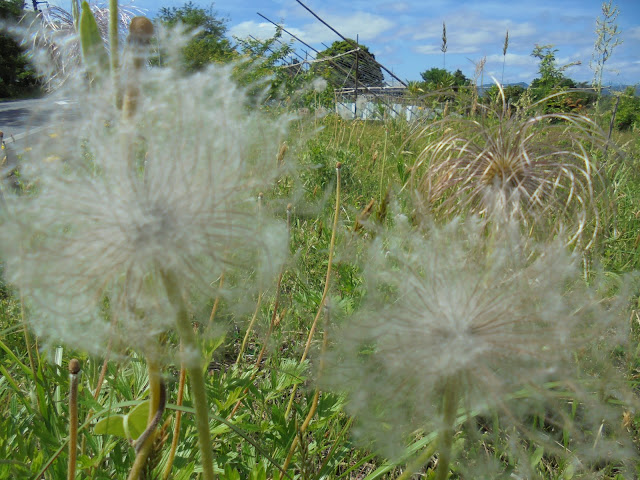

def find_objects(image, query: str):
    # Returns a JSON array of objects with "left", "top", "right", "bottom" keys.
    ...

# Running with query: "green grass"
[{"left": 1, "top": 103, "right": 640, "bottom": 479}]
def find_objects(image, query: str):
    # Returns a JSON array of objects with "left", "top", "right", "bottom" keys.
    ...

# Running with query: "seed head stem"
[
  {"left": 109, "top": 0, "right": 121, "bottom": 109},
  {"left": 68, "top": 359, "right": 80, "bottom": 480},
  {"left": 434, "top": 379, "right": 459, "bottom": 480},
  {"left": 161, "top": 269, "right": 216, "bottom": 480}
]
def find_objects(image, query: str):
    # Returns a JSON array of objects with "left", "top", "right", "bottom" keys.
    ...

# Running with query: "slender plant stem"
[
  {"left": 109, "top": 0, "right": 121, "bottom": 109},
  {"left": 434, "top": 379, "right": 459, "bottom": 480},
  {"left": 161, "top": 270, "right": 216, "bottom": 480},
  {"left": 206, "top": 273, "right": 225, "bottom": 333},
  {"left": 127, "top": 358, "right": 164, "bottom": 480},
  {"left": 285, "top": 164, "right": 341, "bottom": 419},
  {"left": 236, "top": 292, "right": 262, "bottom": 364},
  {"left": 379, "top": 128, "right": 388, "bottom": 201},
  {"left": 68, "top": 359, "right": 80, "bottom": 480},
  {"left": 396, "top": 442, "right": 438, "bottom": 480},
  {"left": 162, "top": 350, "right": 187, "bottom": 480}
]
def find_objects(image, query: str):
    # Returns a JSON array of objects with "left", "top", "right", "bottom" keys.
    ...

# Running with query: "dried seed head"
[
  {"left": 410, "top": 105, "right": 610, "bottom": 250},
  {"left": 128, "top": 16, "right": 154, "bottom": 45},
  {"left": 68, "top": 358, "right": 81, "bottom": 375}
]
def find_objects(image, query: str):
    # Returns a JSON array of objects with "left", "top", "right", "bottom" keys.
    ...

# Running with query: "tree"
[
  {"left": 156, "top": 2, "right": 236, "bottom": 71},
  {"left": 420, "top": 67, "right": 467, "bottom": 90},
  {"left": 484, "top": 84, "right": 525, "bottom": 108},
  {"left": 609, "top": 87, "right": 640, "bottom": 130},
  {"left": 313, "top": 39, "right": 384, "bottom": 89},
  {"left": 529, "top": 44, "right": 585, "bottom": 112},
  {"left": 0, "top": 0, "right": 39, "bottom": 98}
]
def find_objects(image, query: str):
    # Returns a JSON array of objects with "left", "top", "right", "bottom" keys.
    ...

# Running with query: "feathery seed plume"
[
  {"left": 410, "top": 104, "right": 610, "bottom": 250},
  {"left": 0, "top": 28, "right": 290, "bottom": 357},
  {"left": 324, "top": 218, "right": 634, "bottom": 474}
]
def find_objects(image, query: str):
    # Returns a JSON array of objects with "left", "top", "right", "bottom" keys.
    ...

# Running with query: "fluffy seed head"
[
  {"left": 324, "top": 218, "right": 631, "bottom": 466},
  {"left": 0, "top": 29, "right": 290, "bottom": 357}
]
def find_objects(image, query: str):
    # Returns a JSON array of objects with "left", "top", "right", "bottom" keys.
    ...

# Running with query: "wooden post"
[{"left": 354, "top": 34, "right": 359, "bottom": 119}]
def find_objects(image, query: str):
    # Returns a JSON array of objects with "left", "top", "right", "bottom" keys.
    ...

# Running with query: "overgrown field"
[{"left": 2, "top": 95, "right": 640, "bottom": 479}]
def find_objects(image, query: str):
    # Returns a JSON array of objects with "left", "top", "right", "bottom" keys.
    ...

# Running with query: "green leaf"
[
  {"left": 562, "top": 462, "right": 575, "bottom": 479},
  {"left": 249, "top": 464, "right": 266, "bottom": 480},
  {"left": 530, "top": 446, "right": 544, "bottom": 468},
  {"left": 79, "top": 1, "right": 109, "bottom": 74},
  {"left": 125, "top": 400, "right": 150, "bottom": 440},
  {"left": 223, "top": 465, "right": 241, "bottom": 480},
  {"left": 93, "top": 414, "right": 126, "bottom": 438}
]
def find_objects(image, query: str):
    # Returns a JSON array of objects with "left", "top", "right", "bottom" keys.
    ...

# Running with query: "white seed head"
[
  {"left": 0, "top": 29, "right": 290, "bottom": 357},
  {"left": 324, "top": 219, "right": 631, "bottom": 465}
]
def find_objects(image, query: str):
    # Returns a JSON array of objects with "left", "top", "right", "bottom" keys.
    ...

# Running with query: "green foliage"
[
  {"left": 608, "top": 87, "right": 640, "bottom": 131},
  {"left": 2, "top": 14, "right": 640, "bottom": 478},
  {"left": 529, "top": 44, "right": 589, "bottom": 113},
  {"left": 484, "top": 84, "right": 525, "bottom": 108},
  {"left": 0, "top": 0, "right": 39, "bottom": 98},
  {"left": 313, "top": 39, "right": 384, "bottom": 88},
  {"left": 156, "top": 1, "right": 236, "bottom": 71},
  {"left": 420, "top": 67, "right": 468, "bottom": 90}
]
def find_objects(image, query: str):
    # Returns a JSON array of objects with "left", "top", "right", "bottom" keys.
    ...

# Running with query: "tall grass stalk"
[
  {"left": 285, "top": 163, "right": 342, "bottom": 419},
  {"left": 67, "top": 359, "right": 80, "bottom": 480},
  {"left": 501, "top": 30, "right": 509, "bottom": 85},
  {"left": 109, "top": 0, "right": 121, "bottom": 108}
]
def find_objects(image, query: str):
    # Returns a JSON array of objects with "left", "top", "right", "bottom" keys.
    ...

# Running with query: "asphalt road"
[{"left": 0, "top": 96, "right": 74, "bottom": 148}]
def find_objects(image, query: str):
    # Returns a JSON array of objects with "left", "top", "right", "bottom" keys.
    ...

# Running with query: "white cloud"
[
  {"left": 628, "top": 26, "right": 640, "bottom": 41},
  {"left": 414, "top": 44, "right": 479, "bottom": 55},
  {"left": 294, "top": 11, "right": 395, "bottom": 43},
  {"left": 485, "top": 53, "right": 537, "bottom": 67},
  {"left": 250, "top": 10, "right": 395, "bottom": 45},
  {"left": 228, "top": 21, "right": 278, "bottom": 40},
  {"left": 377, "top": 1, "right": 411, "bottom": 13}
]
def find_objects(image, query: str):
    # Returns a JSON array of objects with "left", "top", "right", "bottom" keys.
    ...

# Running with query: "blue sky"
[{"left": 46, "top": 1, "right": 640, "bottom": 85}]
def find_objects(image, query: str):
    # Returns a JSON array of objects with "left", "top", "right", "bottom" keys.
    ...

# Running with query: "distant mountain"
[
  {"left": 604, "top": 84, "right": 640, "bottom": 95},
  {"left": 477, "top": 82, "right": 639, "bottom": 96},
  {"left": 480, "top": 82, "right": 528, "bottom": 89}
]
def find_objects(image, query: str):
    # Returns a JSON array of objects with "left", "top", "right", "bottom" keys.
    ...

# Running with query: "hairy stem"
[
  {"left": 161, "top": 270, "right": 216, "bottom": 480},
  {"left": 434, "top": 379, "right": 459, "bottom": 480},
  {"left": 67, "top": 359, "right": 80, "bottom": 480},
  {"left": 109, "top": 0, "right": 121, "bottom": 109},
  {"left": 280, "top": 306, "right": 330, "bottom": 479}
]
